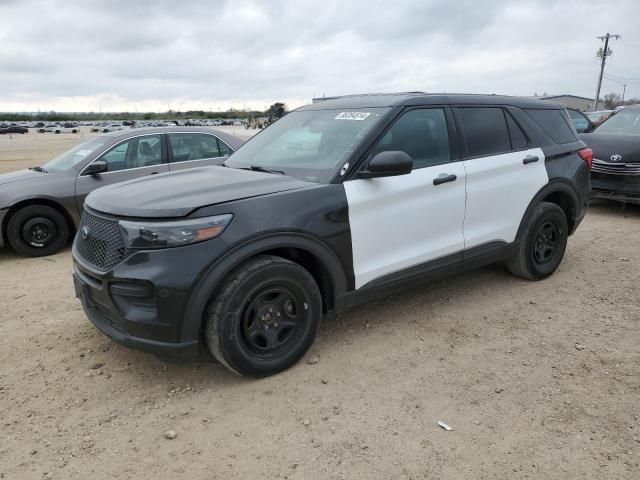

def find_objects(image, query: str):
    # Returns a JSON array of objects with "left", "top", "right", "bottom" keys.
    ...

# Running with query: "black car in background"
[
  {"left": 0, "top": 125, "right": 28, "bottom": 134},
  {"left": 580, "top": 105, "right": 640, "bottom": 204}
]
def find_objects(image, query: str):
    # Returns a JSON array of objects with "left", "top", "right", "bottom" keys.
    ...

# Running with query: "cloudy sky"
[{"left": 1, "top": 0, "right": 639, "bottom": 113}]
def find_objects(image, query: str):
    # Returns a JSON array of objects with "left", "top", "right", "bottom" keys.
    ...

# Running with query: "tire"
[
  {"left": 54, "top": 130, "right": 60, "bottom": 134},
  {"left": 205, "top": 255, "right": 322, "bottom": 378},
  {"left": 506, "top": 202, "right": 568, "bottom": 280},
  {"left": 6, "top": 205, "right": 70, "bottom": 257},
  {"left": 72, "top": 129, "right": 77, "bottom": 134}
]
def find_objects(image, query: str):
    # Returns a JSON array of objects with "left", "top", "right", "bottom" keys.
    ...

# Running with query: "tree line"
[{"left": 0, "top": 103, "right": 289, "bottom": 122}]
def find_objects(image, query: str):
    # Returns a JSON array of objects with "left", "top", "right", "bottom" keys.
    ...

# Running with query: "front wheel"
[
  {"left": 7, "top": 205, "right": 70, "bottom": 257},
  {"left": 205, "top": 255, "right": 322, "bottom": 377},
  {"left": 506, "top": 202, "right": 568, "bottom": 280}
]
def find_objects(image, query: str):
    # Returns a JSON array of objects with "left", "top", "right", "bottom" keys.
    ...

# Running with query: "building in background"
[{"left": 533, "top": 94, "right": 605, "bottom": 112}]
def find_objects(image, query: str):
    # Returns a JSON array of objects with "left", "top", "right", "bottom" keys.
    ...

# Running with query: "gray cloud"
[{"left": 0, "top": 0, "right": 638, "bottom": 112}]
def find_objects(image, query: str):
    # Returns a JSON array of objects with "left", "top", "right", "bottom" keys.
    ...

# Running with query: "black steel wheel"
[
  {"left": 507, "top": 202, "right": 568, "bottom": 280},
  {"left": 7, "top": 205, "right": 70, "bottom": 257},
  {"left": 205, "top": 255, "right": 322, "bottom": 377}
]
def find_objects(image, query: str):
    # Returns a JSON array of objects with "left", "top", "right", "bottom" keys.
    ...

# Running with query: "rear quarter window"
[{"left": 525, "top": 109, "right": 577, "bottom": 144}]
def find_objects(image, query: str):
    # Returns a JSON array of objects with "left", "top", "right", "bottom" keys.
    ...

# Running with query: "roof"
[
  {"left": 299, "top": 92, "right": 562, "bottom": 110},
  {"left": 100, "top": 126, "right": 244, "bottom": 150}
]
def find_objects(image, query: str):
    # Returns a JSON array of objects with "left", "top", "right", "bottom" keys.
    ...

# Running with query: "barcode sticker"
[{"left": 334, "top": 112, "right": 371, "bottom": 121}]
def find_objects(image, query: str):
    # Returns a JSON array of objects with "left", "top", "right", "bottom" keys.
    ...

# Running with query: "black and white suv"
[{"left": 72, "top": 93, "right": 592, "bottom": 377}]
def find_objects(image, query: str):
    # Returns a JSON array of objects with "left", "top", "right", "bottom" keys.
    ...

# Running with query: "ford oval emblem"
[
  {"left": 610, "top": 154, "right": 623, "bottom": 162},
  {"left": 81, "top": 226, "right": 90, "bottom": 240}
]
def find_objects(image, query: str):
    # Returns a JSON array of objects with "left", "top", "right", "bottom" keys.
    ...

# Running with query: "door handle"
[
  {"left": 523, "top": 155, "right": 539, "bottom": 165},
  {"left": 433, "top": 174, "right": 457, "bottom": 185},
  {"left": 149, "top": 171, "right": 159, "bottom": 175}
]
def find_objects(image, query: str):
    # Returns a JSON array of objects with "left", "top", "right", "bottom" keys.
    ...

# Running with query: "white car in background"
[
  {"left": 38, "top": 124, "right": 79, "bottom": 134},
  {"left": 102, "top": 124, "right": 125, "bottom": 133}
]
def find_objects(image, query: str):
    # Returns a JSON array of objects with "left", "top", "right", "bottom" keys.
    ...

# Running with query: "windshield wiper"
[
  {"left": 30, "top": 166, "right": 47, "bottom": 173},
  {"left": 244, "top": 165, "right": 285, "bottom": 175}
]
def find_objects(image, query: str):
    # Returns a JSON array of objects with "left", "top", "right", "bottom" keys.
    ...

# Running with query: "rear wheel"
[
  {"left": 205, "top": 255, "right": 322, "bottom": 377},
  {"left": 7, "top": 205, "right": 70, "bottom": 257},
  {"left": 506, "top": 202, "right": 568, "bottom": 280}
]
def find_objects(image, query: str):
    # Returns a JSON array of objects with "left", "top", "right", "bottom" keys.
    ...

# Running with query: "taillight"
[{"left": 578, "top": 148, "right": 593, "bottom": 170}]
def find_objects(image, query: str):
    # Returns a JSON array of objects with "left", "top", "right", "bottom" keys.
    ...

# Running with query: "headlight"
[{"left": 119, "top": 214, "right": 233, "bottom": 249}]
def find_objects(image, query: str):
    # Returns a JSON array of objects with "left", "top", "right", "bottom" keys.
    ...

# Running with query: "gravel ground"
[{"left": 0, "top": 132, "right": 639, "bottom": 479}]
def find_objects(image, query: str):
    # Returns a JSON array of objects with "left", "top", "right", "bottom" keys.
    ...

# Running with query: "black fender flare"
[
  {"left": 514, "top": 179, "right": 580, "bottom": 243},
  {"left": 180, "top": 232, "right": 349, "bottom": 342}
]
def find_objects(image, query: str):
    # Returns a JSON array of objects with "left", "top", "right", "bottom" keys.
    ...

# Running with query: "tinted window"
[
  {"left": 458, "top": 108, "right": 511, "bottom": 157},
  {"left": 567, "top": 109, "right": 590, "bottom": 133},
  {"left": 505, "top": 112, "right": 528, "bottom": 149},
  {"left": 169, "top": 133, "right": 223, "bottom": 162},
  {"left": 218, "top": 139, "right": 233, "bottom": 156},
  {"left": 369, "top": 108, "right": 451, "bottom": 169},
  {"left": 525, "top": 109, "right": 577, "bottom": 144},
  {"left": 95, "top": 134, "right": 163, "bottom": 172}
]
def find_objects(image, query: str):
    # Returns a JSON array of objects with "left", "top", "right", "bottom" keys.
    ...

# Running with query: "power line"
[{"left": 593, "top": 33, "right": 621, "bottom": 112}]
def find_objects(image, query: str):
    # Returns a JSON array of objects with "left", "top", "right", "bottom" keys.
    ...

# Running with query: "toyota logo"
[
  {"left": 610, "top": 154, "right": 623, "bottom": 162},
  {"left": 80, "top": 226, "right": 90, "bottom": 240}
]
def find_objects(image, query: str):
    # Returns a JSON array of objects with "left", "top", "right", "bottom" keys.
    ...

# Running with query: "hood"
[
  {"left": 580, "top": 133, "right": 640, "bottom": 163},
  {"left": 86, "top": 166, "right": 313, "bottom": 218},
  {"left": 0, "top": 169, "right": 46, "bottom": 186}
]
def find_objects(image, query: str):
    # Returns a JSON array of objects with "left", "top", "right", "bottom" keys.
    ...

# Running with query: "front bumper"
[
  {"left": 72, "top": 238, "right": 228, "bottom": 361},
  {"left": 590, "top": 172, "right": 640, "bottom": 204}
]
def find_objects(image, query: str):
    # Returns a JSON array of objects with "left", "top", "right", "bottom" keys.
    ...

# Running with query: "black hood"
[
  {"left": 580, "top": 133, "right": 640, "bottom": 163},
  {"left": 86, "top": 166, "right": 313, "bottom": 218}
]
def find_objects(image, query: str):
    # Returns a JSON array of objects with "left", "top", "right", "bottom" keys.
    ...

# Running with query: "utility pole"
[
  {"left": 622, "top": 84, "right": 627, "bottom": 103},
  {"left": 593, "top": 33, "right": 620, "bottom": 111}
]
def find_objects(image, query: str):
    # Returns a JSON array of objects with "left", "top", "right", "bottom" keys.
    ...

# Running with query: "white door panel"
[
  {"left": 462, "top": 147, "right": 548, "bottom": 248},
  {"left": 345, "top": 163, "right": 467, "bottom": 289}
]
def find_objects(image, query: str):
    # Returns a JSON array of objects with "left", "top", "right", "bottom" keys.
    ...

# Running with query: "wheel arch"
[
  {"left": 515, "top": 180, "right": 579, "bottom": 243},
  {"left": 2, "top": 198, "right": 76, "bottom": 246},
  {"left": 181, "top": 232, "right": 349, "bottom": 342}
]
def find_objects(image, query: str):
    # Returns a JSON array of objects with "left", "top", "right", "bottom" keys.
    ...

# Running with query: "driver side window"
[{"left": 370, "top": 108, "right": 451, "bottom": 169}]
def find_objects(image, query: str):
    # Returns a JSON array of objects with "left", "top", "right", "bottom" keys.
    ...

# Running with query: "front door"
[
  {"left": 343, "top": 107, "right": 467, "bottom": 289},
  {"left": 75, "top": 133, "right": 169, "bottom": 212}
]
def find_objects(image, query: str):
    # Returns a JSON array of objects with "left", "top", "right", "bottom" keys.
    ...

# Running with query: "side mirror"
[
  {"left": 357, "top": 151, "right": 413, "bottom": 179},
  {"left": 84, "top": 160, "right": 108, "bottom": 176}
]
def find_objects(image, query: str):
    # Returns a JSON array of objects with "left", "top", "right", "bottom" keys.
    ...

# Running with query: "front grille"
[
  {"left": 75, "top": 211, "right": 130, "bottom": 271},
  {"left": 592, "top": 159, "right": 640, "bottom": 176}
]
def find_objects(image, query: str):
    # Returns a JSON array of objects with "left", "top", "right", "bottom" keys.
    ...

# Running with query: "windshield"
[
  {"left": 225, "top": 107, "right": 391, "bottom": 182},
  {"left": 42, "top": 137, "right": 110, "bottom": 172},
  {"left": 595, "top": 110, "right": 640, "bottom": 135}
]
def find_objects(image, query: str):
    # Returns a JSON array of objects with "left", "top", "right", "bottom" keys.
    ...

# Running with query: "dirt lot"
[{"left": 1, "top": 133, "right": 639, "bottom": 479}]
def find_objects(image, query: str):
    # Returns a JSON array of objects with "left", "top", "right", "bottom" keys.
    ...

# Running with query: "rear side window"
[
  {"left": 525, "top": 109, "right": 577, "bottom": 144},
  {"left": 457, "top": 107, "right": 511, "bottom": 157},
  {"left": 505, "top": 112, "right": 528, "bottom": 150}
]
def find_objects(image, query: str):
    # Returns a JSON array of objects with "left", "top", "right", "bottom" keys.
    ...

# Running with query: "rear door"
[
  {"left": 455, "top": 106, "right": 548, "bottom": 249},
  {"left": 75, "top": 133, "right": 169, "bottom": 212},
  {"left": 167, "top": 132, "right": 233, "bottom": 171},
  {"left": 344, "top": 107, "right": 467, "bottom": 289}
]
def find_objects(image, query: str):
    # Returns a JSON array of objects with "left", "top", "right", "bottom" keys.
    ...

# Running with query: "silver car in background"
[{"left": 0, "top": 127, "right": 243, "bottom": 257}]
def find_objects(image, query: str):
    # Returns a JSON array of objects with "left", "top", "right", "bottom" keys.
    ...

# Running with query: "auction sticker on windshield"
[{"left": 335, "top": 112, "right": 371, "bottom": 121}]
